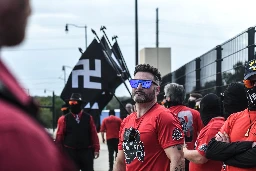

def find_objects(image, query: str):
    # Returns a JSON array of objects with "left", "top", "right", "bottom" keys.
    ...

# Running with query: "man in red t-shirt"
[
  {"left": 164, "top": 83, "right": 204, "bottom": 171},
  {"left": 56, "top": 93, "right": 100, "bottom": 171},
  {"left": 114, "top": 64, "right": 184, "bottom": 171},
  {"left": 100, "top": 109, "right": 122, "bottom": 171},
  {"left": 0, "top": 0, "right": 75, "bottom": 170},
  {"left": 184, "top": 93, "right": 224, "bottom": 171}
]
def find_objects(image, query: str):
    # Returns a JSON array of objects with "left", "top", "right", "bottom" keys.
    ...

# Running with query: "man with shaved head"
[{"left": 0, "top": 0, "right": 74, "bottom": 170}]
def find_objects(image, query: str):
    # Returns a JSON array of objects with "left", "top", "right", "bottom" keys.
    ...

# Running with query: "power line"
[{"left": 2, "top": 43, "right": 153, "bottom": 52}]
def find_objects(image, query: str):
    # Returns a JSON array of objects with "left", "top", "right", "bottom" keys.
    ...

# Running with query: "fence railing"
[{"left": 159, "top": 26, "right": 255, "bottom": 100}]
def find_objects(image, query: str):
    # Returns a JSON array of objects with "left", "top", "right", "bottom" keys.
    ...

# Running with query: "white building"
[{"left": 139, "top": 47, "right": 171, "bottom": 76}]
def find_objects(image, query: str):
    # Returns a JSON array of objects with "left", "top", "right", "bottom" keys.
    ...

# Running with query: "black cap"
[
  {"left": 244, "top": 60, "right": 256, "bottom": 79},
  {"left": 69, "top": 93, "right": 83, "bottom": 101}
]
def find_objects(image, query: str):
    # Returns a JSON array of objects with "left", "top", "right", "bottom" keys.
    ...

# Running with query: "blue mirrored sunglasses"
[{"left": 129, "top": 79, "right": 158, "bottom": 89}]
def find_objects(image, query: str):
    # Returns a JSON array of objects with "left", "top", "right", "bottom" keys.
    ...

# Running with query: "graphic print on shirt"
[
  {"left": 122, "top": 127, "right": 145, "bottom": 164},
  {"left": 172, "top": 128, "right": 183, "bottom": 140},
  {"left": 177, "top": 110, "right": 194, "bottom": 142},
  {"left": 198, "top": 143, "right": 208, "bottom": 152}
]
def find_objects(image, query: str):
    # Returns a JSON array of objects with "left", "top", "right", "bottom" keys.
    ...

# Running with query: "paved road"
[{"left": 94, "top": 133, "right": 110, "bottom": 171}]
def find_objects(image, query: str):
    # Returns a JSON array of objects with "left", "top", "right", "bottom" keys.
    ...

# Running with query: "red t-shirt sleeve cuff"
[{"left": 162, "top": 142, "right": 184, "bottom": 149}]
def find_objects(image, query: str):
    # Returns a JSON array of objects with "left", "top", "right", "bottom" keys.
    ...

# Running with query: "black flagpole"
[
  {"left": 112, "top": 35, "right": 132, "bottom": 80},
  {"left": 100, "top": 26, "right": 132, "bottom": 80},
  {"left": 91, "top": 29, "right": 132, "bottom": 113},
  {"left": 92, "top": 28, "right": 132, "bottom": 98}
]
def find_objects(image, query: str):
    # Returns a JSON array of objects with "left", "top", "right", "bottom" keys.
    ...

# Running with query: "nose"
[{"left": 137, "top": 83, "right": 143, "bottom": 89}]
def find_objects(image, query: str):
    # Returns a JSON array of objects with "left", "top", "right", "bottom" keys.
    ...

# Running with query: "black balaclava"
[
  {"left": 245, "top": 86, "right": 256, "bottom": 111},
  {"left": 188, "top": 100, "right": 196, "bottom": 109},
  {"left": 200, "top": 93, "right": 222, "bottom": 126},
  {"left": 70, "top": 101, "right": 82, "bottom": 114},
  {"left": 243, "top": 60, "right": 256, "bottom": 111},
  {"left": 224, "top": 83, "right": 248, "bottom": 119}
]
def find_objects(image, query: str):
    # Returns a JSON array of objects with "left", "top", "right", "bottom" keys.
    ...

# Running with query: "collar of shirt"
[{"left": 71, "top": 111, "right": 83, "bottom": 119}]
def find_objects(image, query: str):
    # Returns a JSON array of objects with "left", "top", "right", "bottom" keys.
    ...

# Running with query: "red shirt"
[
  {"left": 100, "top": 115, "right": 122, "bottom": 139},
  {"left": 220, "top": 109, "right": 256, "bottom": 171},
  {"left": 57, "top": 115, "right": 65, "bottom": 128},
  {"left": 56, "top": 111, "right": 100, "bottom": 152},
  {"left": 189, "top": 117, "right": 225, "bottom": 171},
  {"left": 118, "top": 104, "right": 184, "bottom": 171},
  {"left": 0, "top": 60, "right": 75, "bottom": 170},
  {"left": 169, "top": 105, "right": 204, "bottom": 150}
]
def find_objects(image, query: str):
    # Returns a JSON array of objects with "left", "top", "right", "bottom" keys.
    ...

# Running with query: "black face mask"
[
  {"left": 245, "top": 86, "right": 256, "bottom": 111},
  {"left": 165, "top": 100, "right": 182, "bottom": 108},
  {"left": 70, "top": 104, "right": 81, "bottom": 114},
  {"left": 200, "top": 93, "right": 221, "bottom": 126}
]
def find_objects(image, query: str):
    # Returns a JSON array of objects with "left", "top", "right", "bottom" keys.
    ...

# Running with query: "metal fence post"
[
  {"left": 247, "top": 27, "right": 255, "bottom": 61},
  {"left": 216, "top": 45, "right": 223, "bottom": 96}
]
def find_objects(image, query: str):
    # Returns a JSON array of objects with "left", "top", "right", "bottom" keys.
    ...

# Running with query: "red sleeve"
[
  {"left": 118, "top": 118, "right": 127, "bottom": 150},
  {"left": 89, "top": 116, "right": 100, "bottom": 152},
  {"left": 100, "top": 119, "right": 106, "bottom": 132},
  {"left": 56, "top": 116, "right": 65, "bottom": 144},
  {"left": 157, "top": 111, "right": 184, "bottom": 149},
  {"left": 196, "top": 127, "right": 216, "bottom": 156}
]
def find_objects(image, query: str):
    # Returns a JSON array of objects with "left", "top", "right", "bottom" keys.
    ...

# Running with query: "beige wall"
[{"left": 139, "top": 48, "right": 171, "bottom": 76}]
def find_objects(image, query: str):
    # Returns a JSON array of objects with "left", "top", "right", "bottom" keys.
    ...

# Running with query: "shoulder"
[
  {"left": 121, "top": 113, "right": 135, "bottom": 125},
  {"left": 0, "top": 101, "right": 58, "bottom": 153},
  {"left": 155, "top": 105, "right": 177, "bottom": 122},
  {"left": 82, "top": 111, "right": 92, "bottom": 118},
  {"left": 183, "top": 106, "right": 200, "bottom": 115},
  {"left": 226, "top": 109, "right": 247, "bottom": 122}
]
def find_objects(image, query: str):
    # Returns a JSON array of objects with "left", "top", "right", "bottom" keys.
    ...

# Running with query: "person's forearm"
[
  {"left": 113, "top": 160, "right": 126, "bottom": 171},
  {"left": 101, "top": 132, "right": 104, "bottom": 140},
  {"left": 206, "top": 138, "right": 253, "bottom": 161},
  {"left": 170, "top": 158, "right": 185, "bottom": 171},
  {"left": 224, "top": 147, "right": 256, "bottom": 168},
  {"left": 184, "top": 149, "right": 207, "bottom": 164}
]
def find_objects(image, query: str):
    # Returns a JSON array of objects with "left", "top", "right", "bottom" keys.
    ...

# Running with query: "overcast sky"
[{"left": 2, "top": 0, "right": 256, "bottom": 97}]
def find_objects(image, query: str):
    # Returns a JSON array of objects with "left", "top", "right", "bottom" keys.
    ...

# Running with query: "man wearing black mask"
[
  {"left": 56, "top": 93, "right": 100, "bottom": 171},
  {"left": 183, "top": 93, "right": 225, "bottom": 171},
  {"left": 205, "top": 61, "right": 256, "bottom": 171}
]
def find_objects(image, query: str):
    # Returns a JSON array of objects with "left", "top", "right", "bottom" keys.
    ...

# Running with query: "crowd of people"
[{"left": 1, "top": 0, "right": 256, "bottom": 171}]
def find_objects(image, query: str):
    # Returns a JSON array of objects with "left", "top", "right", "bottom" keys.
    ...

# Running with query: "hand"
[
  {"left": 102, "top": 138, "right": 105, "bottom": 144},
  {"left": 215, "top": 132, "right": 230, "bottom": 143},
  {"left": 252, "top": 142, "right": 256, "bottom": 148},
  {"left": 94, "top": 152, "right": 100, "bottom": 159}
]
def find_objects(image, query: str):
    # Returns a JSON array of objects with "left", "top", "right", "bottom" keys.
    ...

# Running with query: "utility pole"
[
  {"left": 156, "top": 8, "right": 159, "bottom": 69},
  {"left": 135, "top": 0, "right": 139, "bottom": 66},
  {"left": 52, "top": 91, "right": 55, "bottom": 133},
  {"left": 43, "top": 89, "right": 56, "bottom": 132}
]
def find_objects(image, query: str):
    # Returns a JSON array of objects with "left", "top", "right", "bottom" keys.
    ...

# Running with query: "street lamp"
[
  {"left": 65, "top": 24, "right": 87, "bottom": 50},
  {"left": 62, "top": 65, "right": 72, "bottom": 85},
  {"left": 44, "top": 89, "right": 56, "bottom": 133}
]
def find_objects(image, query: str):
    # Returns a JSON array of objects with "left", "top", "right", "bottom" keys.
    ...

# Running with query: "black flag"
[
  {"left": 60, "top": 39, "right": 122, "bottom": 112},
  {"left": 112, "top": 41, "right": 131, "bottom": 79}
]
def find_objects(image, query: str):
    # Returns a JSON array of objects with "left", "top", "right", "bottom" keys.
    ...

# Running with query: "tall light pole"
[
  {"left": 62, "top": 65, "right": 72, "bottom": 85},
  {"left": 65, "top": 24, "right": 87, "bottom": 50},
  {"left": 135, "top": 0, "right": 139, "bottom": 66},
  {"left": 44, "top": 89, "right": 55, "bottom": 132}
]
